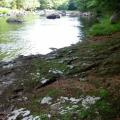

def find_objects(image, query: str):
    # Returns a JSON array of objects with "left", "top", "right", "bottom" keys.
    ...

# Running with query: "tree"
[
  {"left": 77, "top": 0, "right": 120, "bottom": 12},
  {"left": 10, "top": 0, "right": 40, "bottom": 10},
  {"left": 11, "top": 0, "right": 16, "bottom": 9},
  {"left": 0, "top": 0, "right": 11, "bottom": 7},
  {"left": 68, "top": 0, "right": 78, "bottom": 10},
  {"left": 39, "top": 0, "right": 53, "bottom": 9},
  {"left": 39, "top": 0, "right": 68, "bottom": 10}
]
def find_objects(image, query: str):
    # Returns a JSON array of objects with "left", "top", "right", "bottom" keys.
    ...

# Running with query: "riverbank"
[{"left": 0, "top": 32, "right": 120, "bottom": 119}]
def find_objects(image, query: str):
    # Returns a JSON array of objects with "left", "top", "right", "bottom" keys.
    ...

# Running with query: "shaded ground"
[{"left": 0, "top": 33, "right": 120, "bottom": 120}]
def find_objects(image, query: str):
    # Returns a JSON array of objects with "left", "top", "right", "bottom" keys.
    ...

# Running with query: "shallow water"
[{"left": 0, "top": 15, "right": 83, "bottom": 61}]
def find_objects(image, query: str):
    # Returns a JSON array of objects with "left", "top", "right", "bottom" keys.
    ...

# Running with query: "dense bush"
[{"left": 89, "top": 18, "right": 120, "bottom": 36}]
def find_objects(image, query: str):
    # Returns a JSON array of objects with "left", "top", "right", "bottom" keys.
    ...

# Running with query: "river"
[{"left": 0, "top": 15, "right": 84, "bottom": 61}]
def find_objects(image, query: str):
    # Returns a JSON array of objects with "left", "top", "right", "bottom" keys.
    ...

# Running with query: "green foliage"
[
  {"left": 40, "top": 115, "right": 48, "bottom": 120},
  {"left": 77, "top": 0, "right": 88, "bottom": 11},
  {"left": 0, "top": 0, "right": 40, "bottom": 10},
  {"left": 77, "top": 98, "right": 114, "bottom": 120},
  {"left": 0, "top": 0, "right": 119, "bottom": 12},
  {"left": 0, "top": 0, "right": 11, "bottom": 7},
  {"left": 68, "top": 0, "right": 78, "bottom": 10},
  {"left": 78, "top": 0, "right": 120, "bottom": 12},
  {"left": 46, "top": 88, "right": 63, "bottom": 97},
  {"left": 0, "top": 8, "right": 9, "bottom": 14},
  {"left": 57, "top": 1, "right": 68, "bottom": 10},
  {"left": 89, "top": 18, "right": 120, "bottom": 36},
  {"left": 11, "top": 0, "right": 17, "bottom": 9},
  {"left": 60, "top": 113, "right": 72, "bottom": 120},
  {"left": 39, "top": 0, "right": 69, "bottom": 10},
  {"left": 99, "top": 89, "right": 109, "bottom": 98}
]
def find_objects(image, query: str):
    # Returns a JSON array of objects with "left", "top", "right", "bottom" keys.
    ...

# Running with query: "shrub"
[
  {"left": 0, "top": 8, "right": 9, "bottom": 14},
  {"left": 89, "top": 18, "right": 120, "bottom": 36}
]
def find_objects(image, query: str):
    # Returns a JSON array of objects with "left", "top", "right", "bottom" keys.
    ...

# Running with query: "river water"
[{"left": 0, "top": 15, "right": 84, "bottom": 61}]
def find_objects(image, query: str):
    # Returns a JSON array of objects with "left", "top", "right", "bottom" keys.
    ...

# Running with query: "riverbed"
[{"left": 0, "top": 15, "right": 83, "bottom": 61}]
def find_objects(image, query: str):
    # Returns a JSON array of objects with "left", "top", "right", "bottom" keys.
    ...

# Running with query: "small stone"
[
  {"left": 50, "top": 102, "right": 61, "bottom": 111},
  {"left": 48, "top": 114, "right": 51, "bottom": 118},
  {"left": 49, "top": 69, "right": 63, "bottom": 75},
  {"left": 67, "top": 65, "right": 74, "bottom": 69},
  {"left": 79, "top": 77, "right": 87, "bottom": 82},
  {"left": 41, "top": 78, "right": 49, "bottom": 84},
  {"left": 41, "top": 96, "right": 52, "bottom": 105}
]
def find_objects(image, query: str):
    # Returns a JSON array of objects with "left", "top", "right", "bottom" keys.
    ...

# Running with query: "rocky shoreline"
[{"left": 0, "top": 34, "right": 120, "bottom": 119}]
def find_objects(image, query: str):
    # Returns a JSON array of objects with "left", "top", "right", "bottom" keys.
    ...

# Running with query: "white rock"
[
  {"left": 3, "top": 64, "right": 13, "bottom": 69},
  {"left": 41, "top": 96, "right": 52, "bottom": 105},
  {"left": 49, "top": 69, "right": 63, "bottom": 74},
  {"left": 67, "top": 65, "right": 74, "bottom": 69},
  {"left": 82, "top": 96, "right": 100, "bottom": 109},
  {"left": 48, "top": 114, "right": 51, "bottom": 118},
  {"left": 22, "top": 110, "right": 30, "bottom": 117},
  {"left": 8, "top": 108, "right": 30, "bottom": 120},
  {"left": 8, "top": 108, "right": 41, "bottom": 120},
  {"left": 69, "top": 97, "right": 81, "bottom": 104},
  {"left": 41, "top": 78, "right": 49, "bottom": 84}
]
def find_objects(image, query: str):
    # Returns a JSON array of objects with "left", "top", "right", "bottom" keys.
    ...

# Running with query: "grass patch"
[
  {"left": 89, "top": 18, "right": 120, "bottom": 36},
  {"left": 47, "top": 88, "right": 64, "bottom": 97}
]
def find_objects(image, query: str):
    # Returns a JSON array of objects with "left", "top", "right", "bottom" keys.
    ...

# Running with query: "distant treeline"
[{"left": 0, "top": 0, "right": 119, "bottom": 12}]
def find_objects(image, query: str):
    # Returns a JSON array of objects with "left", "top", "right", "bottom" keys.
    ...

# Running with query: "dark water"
[{"left": 0, "top": 15, "right": 85, "bottom": 61}]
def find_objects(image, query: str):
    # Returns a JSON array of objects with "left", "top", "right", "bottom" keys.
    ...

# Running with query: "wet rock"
[
  {"left": 69, "top": 12, "right": 80, "bottom": 17},
  {"left": 60, "top": 11, "right": 66, "bottom": 16},
  {"left": 16, "top": 54, "right": 44, "bottom": 61},
  {"left": 47, "top": 14, "right": 60, "bottom": 19},
  {"left": 6, "top": 17, "right": 24, "bottom": 24},
  {"left": 45, "top": 51, "right": 59, "bottom": 60},
  {"left": 2, "top": 63, "right": 14, "bottom": 69},
  {"left": 49, "top": 47, "right": 58, "bottom": 51}
]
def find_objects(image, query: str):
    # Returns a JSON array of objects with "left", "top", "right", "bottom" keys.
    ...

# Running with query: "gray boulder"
[
  {"left": 6, "top": 17, "right": 24, "bottom": 24},
  {"left": 110, "top": 11, "right": 120, "bottom": 24},
  {"left": 60, "top": 11, "right": 66, "bottom": 16},
  {"left": 46, "top": 14, "right": 60, "bottom": 19}
]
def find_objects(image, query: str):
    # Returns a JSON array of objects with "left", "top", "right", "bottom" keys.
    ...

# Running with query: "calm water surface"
[{"left": 0, "top": 15, "right": 83, "bottom": 61}]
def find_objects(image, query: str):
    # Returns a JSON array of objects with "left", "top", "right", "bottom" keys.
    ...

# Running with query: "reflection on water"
[
  {"left": 0, "top": 15, "right": 82, "bottom": 61},
  {"left": 79, "top": 16, "right": 98, "bottom": 39}
]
